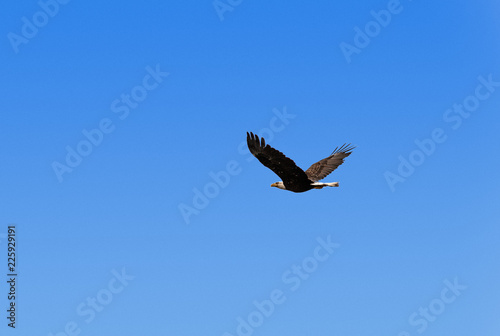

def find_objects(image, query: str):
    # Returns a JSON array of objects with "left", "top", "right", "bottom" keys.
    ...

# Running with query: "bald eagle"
[{"left": 247, "top": 132, "right": 355, "bottom": 192}]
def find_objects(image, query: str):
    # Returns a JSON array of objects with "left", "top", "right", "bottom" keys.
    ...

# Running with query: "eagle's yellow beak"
[{"left": 271, "top": 183, "right": 278, "bottom": 188}]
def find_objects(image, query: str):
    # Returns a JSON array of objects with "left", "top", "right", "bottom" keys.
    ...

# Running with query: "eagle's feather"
[{"left": 304, "top": 143, "right": 355, "bottom": 182}]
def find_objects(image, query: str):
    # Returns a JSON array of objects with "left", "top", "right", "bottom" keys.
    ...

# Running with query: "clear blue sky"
[{"left": 1, "top": 0, "right": 499, "bottom": 335}]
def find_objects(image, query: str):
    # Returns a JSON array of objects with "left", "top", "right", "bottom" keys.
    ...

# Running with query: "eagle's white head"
[{"left": 271, "top": 181, "right": 286, "bottom": 190}]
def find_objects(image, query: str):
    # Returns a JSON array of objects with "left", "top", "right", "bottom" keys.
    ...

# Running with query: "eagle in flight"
[{"left": 247, "top": 132, "right": 355, "bottom": 193}]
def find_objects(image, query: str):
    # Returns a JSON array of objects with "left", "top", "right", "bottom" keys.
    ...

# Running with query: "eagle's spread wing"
[
  {"left": 246, "top": 132, "right": 311, "bottom": 184},
  {"left": 305, "top": 143, "right": 355, "bottom": 182}
]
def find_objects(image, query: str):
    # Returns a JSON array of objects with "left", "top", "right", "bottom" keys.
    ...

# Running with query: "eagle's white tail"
[{"left": 312, "top": 182, "right": 339, "bottom": 189}]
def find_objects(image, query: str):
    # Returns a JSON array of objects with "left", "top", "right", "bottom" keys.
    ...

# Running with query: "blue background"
[{"left": 1, "top": 0, "right": 499, "bottom": 335}]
